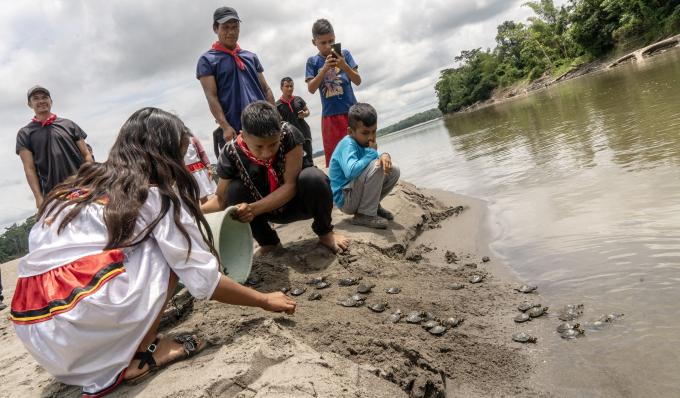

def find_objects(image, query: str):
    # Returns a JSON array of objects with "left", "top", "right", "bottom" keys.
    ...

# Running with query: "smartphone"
[{"left": 331, "top": 42, "right": 342, "bottom": 58}]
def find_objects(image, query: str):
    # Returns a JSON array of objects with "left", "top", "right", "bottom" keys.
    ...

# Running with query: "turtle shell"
[
  {"left": 290, "top": 287, "right": 306, "bottom": 296},
  {"left": 514, "top": 313, "right": 531, "bottom": 323},
  {"left": 314, "top": 281, "right": 332, "bottom": 289},
  {"left": 512, "top": 332, "right": 537, "bottom": 343},
  {"left": 385, "top": 310, "right": 402, "bottom": 324},
  {"left": 442, "top": 317, "right": 463, "bottom": 328},
  {"left": 556, "top": 322, "right": 578, "bottom": 333},
  {"left": 405, "top": 311, "right": 424, "bottom": 324},
  {"left": 422, "top": 320, "right": 439, "bottom": 329},
  {"left": 514, "top": 284, "right": 538, "bottom": 293},
  {"left": 308, "top": 292, "right": 322, "bottom": 301},
  {"left": 482, "top": 256, "right": 490, "bottom": 263},
  {"left": 245, "top": 276, "right": 262, "bottom": 286},
  {"left": 469, "top": 275, "right": 484, "bottom": 284},
  {"left": 518, "top": 302, "right": 540, "bottom": 312},
  {"left": 368, "top": 302, "right": 388, "bottom": 313},
  {"left": 306, "top": 276, "right": 326, "bottom": 285},
  {"left": 337, "top": 297, "right": 363, "bottom": 307},
  {"left": 447, "top": 283, "right": 465, "bottom": 290},
  {"left": 385, "top": 287, "right": 401, "bottom": 294},
  {"left": 356, "top": 284, "right": 374, "bottom": 294},
  {"left": 339, "top": 277, "right": 362, "bottom": 286},
  {"left": 560, "top": 328, "right": 583, "bottom": 339},
  {"left": 429, "top": 326, "right": 447, "bottom": 336},
  {"left": 528, "top": 306, "right": 548, "bottom": 318},
  {"left": 350, "top": 293, "right": 366, "bottom": 302},
  {"left": 280, "top": 287, "right": 290, "bottom": 294}
]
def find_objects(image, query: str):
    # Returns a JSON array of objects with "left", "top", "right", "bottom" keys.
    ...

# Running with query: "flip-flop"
[{"left": 124, "top": 333, "right": 206, "bottom": 385}]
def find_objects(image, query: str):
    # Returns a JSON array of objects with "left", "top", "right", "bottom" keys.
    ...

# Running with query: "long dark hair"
[{"left": 38, "top": 107, "right": 218, "bottom": 261}]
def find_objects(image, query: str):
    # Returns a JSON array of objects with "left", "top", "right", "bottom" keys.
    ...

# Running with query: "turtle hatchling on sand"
[
  {"left": 514, "top": 284, "right": 538, "bottom": 293},
  {"left": 308, "top": 292, "right": 322, "bottom": 301},
  {"left": 337, "top": 297, "right": 364, "bottom": 307},
  {"left": 280, "top": 287, "right": 290, "bottom": 294},
  {"left": 429, "top": 325, "right": 447, "bottom": 336},
  {"left": 290, "top": 287, "right": 306, "bottom": 296},
  {"left": 560, "top": 327, "right": 585, "bottom": 340},
  {"left": 314, "top": 281, "right": 332, "bottom": 289},
  {"left": 306, "top": 276, "right": 326, "bottom": 285},
  {"left": 350, "top": 293, "right": 367, "bottom": 302},
  {"left": 422, "top": 320, "right": 440, "bottom": 329},
  {"left": 385, "top": 287, "right": 401, "bottom": 294},
  {"left": 385, "top": 309, "right": 403, "bottom": 324},
  {"left": 442, "top": 317, "right": 463, "bottom": 328},
  {"left": 245, "top": 276, "right": 262, "bottom": 286},
  {"left": 368, "top": 302, "right": 389, "bottom": 313},
  {"left": 518, "top": 302, "right": 541, "bottom": 312},
  {"left": 469, "top": 275, "right": 484, "bottom": 284},
  {"left": 512, "top": 332, "right": 538, "bottom": 343},
  {"left": 338, "top": 277, "right": 363, "bottom": 286},
  {"left": 528, "top": 306, "right": 548, "bottom": 318},
  {"left": 482, "top": 256, "right": 490, "bottom": 263},
  {"left": 557, "top": 304, "right": 584, "bottom": 321},
  {"left": 514, "top": 313, "right": 531, "bottom": 323},
  {"left": 356, "top": 284, "right": 375, "bottom": 294},
  {"left": 556, "top": 322, "right": 580, "bottom": 333},
  {"left": 447, "top": 283, "right": 465, "bottom": 290},
  {"left": 405, "top": 311, "right": 424, "bottom": 324}
]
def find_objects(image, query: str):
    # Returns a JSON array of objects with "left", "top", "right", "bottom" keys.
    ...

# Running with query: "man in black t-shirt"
[
  {"left": 16, "top": 86, "right": 94, "bottom": 208},
  {"left": 276, "top": 77, "right": 314, "bottom": 165},
  {"left": 202, "top": 101, "right": 348, "bottom": 254}
]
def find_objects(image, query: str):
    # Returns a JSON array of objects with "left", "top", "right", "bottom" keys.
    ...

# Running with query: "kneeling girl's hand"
[{"left": 262, "top": 292, "right": 297, "bottom": 315}]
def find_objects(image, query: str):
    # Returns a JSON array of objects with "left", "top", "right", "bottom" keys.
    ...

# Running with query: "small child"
[
  {"left": 305, "top": 18, "right": 361, "bottom": 167},
  {"left": 329, "top": 103, "right": 400, "bottom": 229},
  {"left": 184, "top": 132, "right": 216, "bottom": 203},
  {"left": 276, "top": 77, "right": 314, "bottom": 166}
]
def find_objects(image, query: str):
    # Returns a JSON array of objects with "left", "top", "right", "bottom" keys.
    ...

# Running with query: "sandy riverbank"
[{"left": 0, "top": 182, "right": 550, "bottom": 397}]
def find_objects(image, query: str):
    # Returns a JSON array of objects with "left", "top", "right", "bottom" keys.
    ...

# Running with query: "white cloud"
[{"left": 0, "top": 0, "right": 536, "bottom": 227}]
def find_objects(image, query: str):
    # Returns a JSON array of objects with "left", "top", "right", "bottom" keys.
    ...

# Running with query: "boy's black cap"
[
  {"left": 27, "top": 85, "right": 51, "bottom": 100},
  {"left": 214, "top": 7, "right": 241, "bottom": 24}
]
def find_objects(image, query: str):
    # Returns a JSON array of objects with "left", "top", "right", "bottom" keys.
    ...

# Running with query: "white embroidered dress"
[
  {"left": 184, "top": 137, "right": 216, "bottom": 200},
  {"left": 10, "top": 188, "right": 220, "bottom": 397}
]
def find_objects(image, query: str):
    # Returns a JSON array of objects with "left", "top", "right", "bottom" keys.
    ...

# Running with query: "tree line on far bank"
[
  {"left": 436, "top": 0, "right": 680, "bottom": 114},
  {"left": 377, "top": 108, "right": 443, "bottom": 136},
  {"left": 0, "top": 217, "right": 35, "bottom": 263}
]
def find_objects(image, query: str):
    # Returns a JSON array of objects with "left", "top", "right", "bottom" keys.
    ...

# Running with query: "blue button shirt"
[
  {"left": 328, "top": 135, "right": 379, "bottom": 208},
  {"left": 305, "top": 49, "right": 358, "bottom": 117},
  {"left": 197, "top": 48, "right": 265, "bottom": 132}
]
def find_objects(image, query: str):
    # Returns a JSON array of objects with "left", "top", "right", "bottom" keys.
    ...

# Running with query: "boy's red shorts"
[{"left": 321, "top": 114, "right": 349, "bottom": 167}]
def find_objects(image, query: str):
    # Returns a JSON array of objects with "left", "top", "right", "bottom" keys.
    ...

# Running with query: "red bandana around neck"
[
  {"left": 32, "top": 113, "right": 57, "bottom": 127},
  {"left": 211, "top": 42, "right": 245, "bottom": 70},
  {"left": 236, "top": 135, "right": 279, "bottom": 193},
  {"left": 279, "top": 96, "right": 296, "bottom": 114}
]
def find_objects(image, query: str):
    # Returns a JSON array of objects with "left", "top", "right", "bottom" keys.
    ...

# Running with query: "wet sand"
[{"left": 0, "top": 183, "right": 551, "bottom": 397}]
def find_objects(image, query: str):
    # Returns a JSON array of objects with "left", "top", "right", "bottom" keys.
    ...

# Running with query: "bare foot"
[
  {"left": 254, "top": 243, "right": 282, "bottom": 257},
  {"left": 124, "top": 335, "right": 203, "bottom": 381},
  {"left": 319, "top": 231, "right": 349, "bottom": 253}
]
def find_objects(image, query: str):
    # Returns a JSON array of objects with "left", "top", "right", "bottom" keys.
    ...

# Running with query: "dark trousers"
[
  {"left": 213, "top": 127, "right": 225, "bottom": 159},
  {"left": 228, "top": 167, "right": 334, "bottom": 246}
]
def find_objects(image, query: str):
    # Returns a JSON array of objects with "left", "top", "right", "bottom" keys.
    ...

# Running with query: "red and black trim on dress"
[
  {"left": 10, "top": 250, "right": 126, "bottom": 325},
  {"left": 81, "top": 369, "right": 127, "bottom": 398}
]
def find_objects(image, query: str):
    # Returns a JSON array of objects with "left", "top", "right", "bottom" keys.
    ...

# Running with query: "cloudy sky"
[{"left": 0, "top": 0, "right": 541, "bottom": 228}]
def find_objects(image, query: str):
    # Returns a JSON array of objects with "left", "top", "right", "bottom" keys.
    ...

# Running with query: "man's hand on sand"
[
  {"left": 262, "top": 292, "right": 296, "bottom": 314},
  {"left": 234, "top": 202, "right": 255, "bottom": 223}
]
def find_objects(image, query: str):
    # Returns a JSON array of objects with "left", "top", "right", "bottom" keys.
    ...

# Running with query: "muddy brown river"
[{"left": 381, "top": 48, "right": 680, "bottom": 397}]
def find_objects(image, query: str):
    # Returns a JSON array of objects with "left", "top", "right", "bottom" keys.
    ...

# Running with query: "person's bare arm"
[
  {"left": 336, "top": 52, "right": 361, "bottom": 85},
  {"left": 257, "top": 72, "right": 275, "bottom": 105},
  {"left": 18, "top": 149, "right": 43, "bottom": 208},
  {"left": 307, "top": 57, "right": 334, "bottom": 94},
  {"left": 76, "top": 139, "right": 94, "bottom": 163},
  {"left": 199, "top": 75, "right": 237, "bottom": 140},
  {"left": 201, "top": 178, "right": 230, "bottom": 214},
  {"left": 210, "top": 274, "right": 296, "bottom": 314}
]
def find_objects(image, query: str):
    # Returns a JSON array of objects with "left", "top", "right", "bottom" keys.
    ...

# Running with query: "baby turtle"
[
  {"left": 557, "top": 304, "right": 584, "bottom": 321},
  {"left": 280, "top": 287, "right": 290, "bottom": 294},
  {"left": 469, "top": 275, "right": 484, "bottom": 284},
  {"left": 308, "top": 292, "right": 322, "bottom": 301},
  {"left": 447, "top": 282, "right": 465, "bottom": 290},
  {"left": 528, "top": 306, "right": 549, "bottom": 318},
  {"left": 514, "top": 284, "right": 538, "bottom": 293},
  {"left": 356, "top": 284, "right": 375, "bottom": 294},
  {"left": 584, "top": 320, "right": 606, "bottom": 330},
  {"left": 368, "top": 302, "right": 389, "bottom": 313},
  {"left": 337, "top": 297, "right": 364, "bottom": 307},
  {"left": 560, "top": 328, "right": 585, "bottom": 340},
  {"left": 350, "top": 293, "right": 367, "bottom": 302},
  {"left": 314, "top": 281, "right": 332, "bottom": 289},
  {"left": 556, "top": 322, "right": 580, "bottom": 333},
  {"left": 385, "top": 309, "right": 403, "bottom": 324},
  {"left": 428, "top": 325, "right": 447, "bottom": 336},
  {"left": 514, "top": 313, "right": 531, "bottom": 323},
  {"left": 518, "top": 302, "right": 541, "bottom": 312},
  {"left": 482, "top": 256, "right": 490, "bottom": 263},
  {"left": 338, "top": 277, "right": 363, "bottom": 286},
  {"left": 422, "top": 320, "right": 440, "bottom": 329},
  {"left": 385, "top": 287, "right": 401, "bottom": 294},
  {"left": 423, "top": 312, "right": 437, "bottom": 322},
  {"left": 599, "top": 313, "right": 624, "bottom": 322},
  {"left": 290, "top": 287, "right": 306, "bottom": 296},
  {"left": 442, "top": 317, "right": 463, "bottom": 328},
  {"left": 245, "top": 275, "right": 262, "bottom": 286},
  {"left": 512, "top": 332, "right": 537, "bottom": 343},
  {"left": 405, "top": 311, "right": 424, "bottom": 324},
  {"left": 306, "top": 276, "right": 326, "bottom": 285}
]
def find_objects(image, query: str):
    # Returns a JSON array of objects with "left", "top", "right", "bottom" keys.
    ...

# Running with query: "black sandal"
[
  {"left": 125, "top": 334, "right": 205, "bottom": 385},
  {"left": 125, "top": 337, "right": 159, "bottom": 384}
]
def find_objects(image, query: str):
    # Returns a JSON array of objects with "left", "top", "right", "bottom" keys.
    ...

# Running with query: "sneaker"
[
  {"left": 377, "top": 205, "right": 394, "bottom": 221},
  {"left": 350, "top": 213, "right": 388, "bottom": 229}
]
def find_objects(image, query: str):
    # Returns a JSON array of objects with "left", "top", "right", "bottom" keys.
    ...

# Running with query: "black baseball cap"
[
  {"left": 27, "top": 85, "right": 51, "bottom": 100},
  {"left": 213, "top": 7, "right": 241, "bottom": 24}
]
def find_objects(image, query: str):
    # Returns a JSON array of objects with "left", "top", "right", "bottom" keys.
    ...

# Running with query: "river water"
[{"left": 381, "top": 48, "right": 680, "bottom": 397}]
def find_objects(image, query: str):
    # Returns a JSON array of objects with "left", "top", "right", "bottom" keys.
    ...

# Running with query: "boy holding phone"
[
  {"left": 276, "top": 77, "right": 314, "bottom": 166},
  {"left": 305, "top": 18, "right": 361, "bottom": 167}
]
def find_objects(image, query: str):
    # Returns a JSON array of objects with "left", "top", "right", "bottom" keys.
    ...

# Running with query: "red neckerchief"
[
  {"left": 211, "top": 41, "right": 245, "bottom": 70},
  {"left": 279, "top": 95, "right": 296, "bottom": 114},
  {"left": 236, "top": 134, "right": 279, "bottom": 193},
  {"left": 32, "top": 113, "right": 57, "bottom": 127}
]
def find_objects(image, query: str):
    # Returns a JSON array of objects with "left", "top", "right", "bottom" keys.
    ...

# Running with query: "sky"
[{"left": 0, "top": 0, "right": 542, "bottom": 228}]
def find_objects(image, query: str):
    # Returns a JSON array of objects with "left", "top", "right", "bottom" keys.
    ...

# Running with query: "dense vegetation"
[
  {"left": 378, "top": 108, "right": 443, "bottom": 136},
  {"left": 0, "top": 216, "right": 35, "bottom": 263},
  {"left": 436, "top": 0, "right": 680, "bottom": 113}
]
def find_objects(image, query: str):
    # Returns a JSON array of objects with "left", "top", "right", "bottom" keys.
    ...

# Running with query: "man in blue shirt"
[
  {"left": 329, "top": 103, "right": 399, "bottom": 229},
  {"left": 197, "top": 6, "right": 275, "bottom": 158}
]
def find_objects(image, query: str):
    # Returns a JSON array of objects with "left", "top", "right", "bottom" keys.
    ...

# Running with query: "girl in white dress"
[
  {"left": 183, "top": 132, "right": 216, "bottom": 203},
  {"left": 10, "top": 107, "right": 296, "bottom": 397}
]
